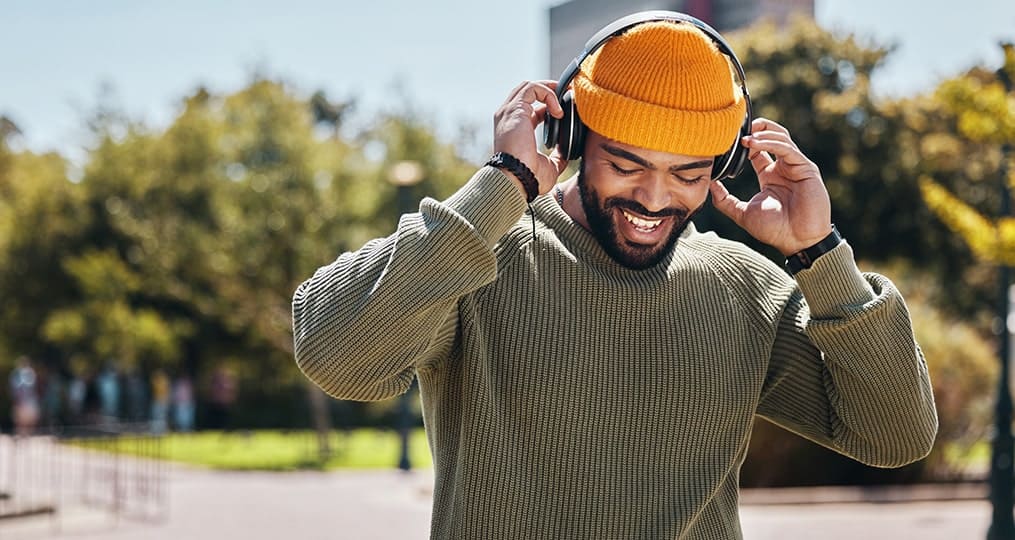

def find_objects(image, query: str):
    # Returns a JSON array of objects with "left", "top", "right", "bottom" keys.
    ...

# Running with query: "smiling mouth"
[{"left": 621, "top": 209, "right": 665, "bottom": 232}]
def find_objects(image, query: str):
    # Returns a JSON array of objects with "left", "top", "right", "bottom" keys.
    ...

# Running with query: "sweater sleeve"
[
  {"left": 756, "top": 241, "right": 939, "bottom": 468},
  {"left": 291, "top": 167, "right": 527, "bottom": 402}
]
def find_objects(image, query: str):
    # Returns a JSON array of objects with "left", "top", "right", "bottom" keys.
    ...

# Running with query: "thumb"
[
  {"left": 534, "top": 148, "right": 568, "bottom": 194},
  {"left": 709, "top": 180, "right": 746, "bottom": 227},
  {"left": 548, "top": 147, "right": 568, "bottom": 176}
]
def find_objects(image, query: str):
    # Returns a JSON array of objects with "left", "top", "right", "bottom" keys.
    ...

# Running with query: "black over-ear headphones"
[{"left": 542, "top": 10, "right": 753, "bottom": 181}]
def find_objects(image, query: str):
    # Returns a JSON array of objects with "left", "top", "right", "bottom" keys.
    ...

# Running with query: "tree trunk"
[{"left": 304, "top": 380, "right": 332, "bottom": 460}]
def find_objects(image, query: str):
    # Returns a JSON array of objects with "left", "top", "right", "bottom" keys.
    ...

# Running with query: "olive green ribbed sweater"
[{"left": 292, "top": 167, "right": 938, "bottom": 540}]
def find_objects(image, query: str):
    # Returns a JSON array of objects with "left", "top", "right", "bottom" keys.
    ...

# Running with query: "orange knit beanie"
[{"left": 573, "top": 21, "right": 746, "bottom": 157}]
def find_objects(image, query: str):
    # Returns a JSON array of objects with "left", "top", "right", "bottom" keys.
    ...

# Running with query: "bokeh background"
[{"left": 2, "top": 1, "right": 1015, "bottom": 535}]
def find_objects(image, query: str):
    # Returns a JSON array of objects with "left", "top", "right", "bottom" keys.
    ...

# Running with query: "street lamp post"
[
  {"left": 989, "top": 47, "right": 1014, "bottom": 540},
  {"left": 388, "top": 160, "right": 425, "bottom": 472}
]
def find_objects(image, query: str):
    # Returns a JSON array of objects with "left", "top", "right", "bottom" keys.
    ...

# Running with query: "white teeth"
[{"left": 621, "top": 210, "right": 662, "bottom": 231}]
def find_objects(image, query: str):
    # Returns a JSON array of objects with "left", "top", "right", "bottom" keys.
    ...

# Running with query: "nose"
[{"left": 633, "top": 173, "right": 672, "bottom": 214}]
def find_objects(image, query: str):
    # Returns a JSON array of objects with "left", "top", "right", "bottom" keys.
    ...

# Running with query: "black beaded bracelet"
[
  {"left": 785, "top": 225, "right": 843, "bottom": 275},
  {"left": 486, "top": 152, "right": 539, "bottom": 203}
]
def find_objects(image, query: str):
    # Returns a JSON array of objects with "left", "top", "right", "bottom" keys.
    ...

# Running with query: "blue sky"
[{"left": 3, "top": 0, "right": 1015, "bottom": 162}]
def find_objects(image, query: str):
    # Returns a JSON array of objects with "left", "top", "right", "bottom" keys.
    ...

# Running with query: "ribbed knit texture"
[
  {"left": 292, "top": 167, "right": 938, "bottom": 540},
  {"left": 573, "top": 21, "right": 747, "bottom": 156}
]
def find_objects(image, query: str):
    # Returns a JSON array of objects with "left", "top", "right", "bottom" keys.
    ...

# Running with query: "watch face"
[{"left": 787, "top": 227, "right": 841, "bottom": 274}]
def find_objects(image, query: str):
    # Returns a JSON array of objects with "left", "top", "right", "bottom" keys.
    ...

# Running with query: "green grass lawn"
[
  {"left": 65, "top": 428, "right": 993, "bottom": 478},
  {"left": 66, "top": 428, "right": 433, "bottom": 472}
]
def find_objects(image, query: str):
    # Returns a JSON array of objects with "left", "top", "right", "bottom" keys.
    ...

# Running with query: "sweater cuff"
[
  {"left": 794, "top": 241, "right": 875, "bottom": 319},
  {"left": 442, "top": 166, "right": 528, "bottom": 246}
]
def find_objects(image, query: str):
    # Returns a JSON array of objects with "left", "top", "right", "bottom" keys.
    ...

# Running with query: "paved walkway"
[{"left": 1, "top": 464, "right": 993, "bottom": 539}]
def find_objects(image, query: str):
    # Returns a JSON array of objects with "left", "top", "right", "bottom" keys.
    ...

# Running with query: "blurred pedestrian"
[
  {"left": 207, "top": 364, "right": 237, "bottom": 431},
  {"left": 96, "top": 363, "right": 120, "bottom": 424},
  {"left": 171, "top": 374, "right": 195, "bottom": 432},
  {"left": 125, "top": 368, "right": 147, "bottom": 423},
  {"left": 150, "top": 369, "right": 170, "bottom": 434},
  {"left": 66, "top": 366, "right": 87, "bottom": 423},
  {"left": 40, "top": 365, "right": 63, "bottom": 429},
  {"left": 9, "top": 356, "right": 40, "bottom": 436}
]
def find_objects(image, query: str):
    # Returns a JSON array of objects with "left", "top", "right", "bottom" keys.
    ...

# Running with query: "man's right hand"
[{"left": 493, "top": 80, "right": 569, "bottom": 196}]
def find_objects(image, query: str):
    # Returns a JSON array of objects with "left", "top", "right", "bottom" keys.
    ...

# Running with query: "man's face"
[{"left": 578, "top": 130, "right": 713, "bottom": 270}]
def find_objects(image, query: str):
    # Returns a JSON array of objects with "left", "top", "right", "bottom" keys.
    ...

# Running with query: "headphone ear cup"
[
  {"left": 556, "top": 90, "right": 586, "bottom": 161},
  {"left": 542, "top": 104, "right": 560, "bottom": 151},
  {"left": 711, "top": 114, "right": 752, "bottom": 180},
  {"left": 711, "top": 148, "right": 733, "bottom": 181}
]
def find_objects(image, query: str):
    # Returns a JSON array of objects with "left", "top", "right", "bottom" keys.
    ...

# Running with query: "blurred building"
[{"left": 548, "top": 0, "right": 814, "bottom": 77}]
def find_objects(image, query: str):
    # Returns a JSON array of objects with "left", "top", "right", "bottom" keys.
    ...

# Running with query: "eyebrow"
[{"left": 601, "top": 143, "right": 713, "bottom": 174}]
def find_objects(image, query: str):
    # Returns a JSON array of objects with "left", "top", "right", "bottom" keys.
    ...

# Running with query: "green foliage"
[
  {"left": 40, "top": 249, "right": 183, "bottom": 370},
  {"left": 936, "top": 44, "right": 1015, "bottom": 145},
  {"left": 712, "top": 19, "right": 993, "bottom": 318},
  {"left": 68, "top": 428, "right": 433, "bottom": 471},
  {"left": 916, "top": 43, "right": 1015, "bottom": 273},
  {"left": 0, "top": 75, "right": 476, "bottom": 430},
  {"left": 0, "top": 147, "right": 83, "bottom": 363},
  {"left": 705, "top": 17, "right": 896, "bottom": 261}
]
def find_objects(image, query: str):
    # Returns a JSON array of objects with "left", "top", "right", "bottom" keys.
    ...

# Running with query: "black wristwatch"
[{"left": 785, "top": 225, "right": 843, "bottom": 275}]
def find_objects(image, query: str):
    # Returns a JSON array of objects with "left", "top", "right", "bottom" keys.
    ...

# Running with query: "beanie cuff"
[{"left": 574, "top": 74, "right": 746, "bottom": 157}]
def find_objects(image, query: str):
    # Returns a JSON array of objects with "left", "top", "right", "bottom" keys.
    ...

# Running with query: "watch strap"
[{"left": 785, "top": 225, "right": 843, "bottom": 275}]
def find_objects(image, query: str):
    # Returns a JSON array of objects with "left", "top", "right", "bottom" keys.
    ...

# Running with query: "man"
[{"left": 292, "top": 16, "right": 937, "bottom": 539}]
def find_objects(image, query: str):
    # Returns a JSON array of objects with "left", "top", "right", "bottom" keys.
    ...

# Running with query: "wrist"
[
  {"left": 785, "top": 224, "right": 843, "bottom": 275},
  {"left": 486, "top": 152, "right": 539, "bottom": 203},
  {"left": 498, "top": 170, "right": 530, "bottom": 201}
]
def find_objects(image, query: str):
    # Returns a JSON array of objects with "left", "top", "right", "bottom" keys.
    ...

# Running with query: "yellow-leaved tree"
[{"left": 920, "top": 44, "right": 1015, "bottom": 263}]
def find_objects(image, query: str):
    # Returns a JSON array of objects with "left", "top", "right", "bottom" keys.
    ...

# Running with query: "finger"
[
  {"left": 531, "top": 106, "right": 552, "bottom": 130},
  {"left": 744, "top": 138, "right": 809, "bottom": 167},
  {"left": 750, "top": 117, "right": 790, "bottom": 137},
  {"left": 506, "top": 81, "right": 529, "bottom": 101},
  {"left": 547, "top": 147, "right": 568, "bottom": 176},
  {"left": 745, "top": 141, "right": 775, "bottom": 173},
  {"left": 509, "top": 79, "right": 558, "bottom": 98},
  {"left": 747, "top": 128, "right": 794, "bottom": 146},
  {"left": 531, "top": 79, "right": 559, "bottom": 90},
  {"left": 708, "top": 180, "right": 747, "bottom": 227},
  {"left": 742, "top": 135, "right": 775, "bottom": 173},
  {"left": 518, "top": 82, "right": 563, "bottom": 118},
  {"left": 532, "top": 102, "right": 547, "bottom": 125}
]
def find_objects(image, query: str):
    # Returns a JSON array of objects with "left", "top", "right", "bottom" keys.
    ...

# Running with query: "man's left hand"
[{"left": 708, "top": 117, "right": 832, "bottom": 256}]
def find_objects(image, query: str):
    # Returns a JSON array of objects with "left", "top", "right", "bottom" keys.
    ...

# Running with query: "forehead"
[{"left": 586, "top": 130, "right": 713, "bottom": 169}]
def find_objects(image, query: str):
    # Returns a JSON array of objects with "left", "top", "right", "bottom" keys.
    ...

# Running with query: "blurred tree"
[
  {"left": 706, "top": 18, "right": 981, "bottom": 317},
  {"left": 0, "top": 144, "right": 84, "bottom": 371},
  {"left": 708, "top": 17, "right": 894, "bottom": 260},
  {"left": 71, "top": 80, "right": 357, "bottom": 449},
  {"left": 0, "top": 75, "right": 484, "bottom": 434},
  {"left": 919, "top": 43, "right": 1015, "bottom": 264},
  {"left": 41, "top": 249, "right": 181, "bottom": 370},
  {"left": 363, "top": 106, "right": 479, "bottom": 226},
  {"left": 206, "top": 79, "right": 347, "bottom": 455},
  {"left": 310, "top": 90, "right": 353, "bottom": 140}
]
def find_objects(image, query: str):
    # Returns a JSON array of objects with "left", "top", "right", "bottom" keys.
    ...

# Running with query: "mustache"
[{"left": 603, "top": 197, "right": 686, "bottom": 219}]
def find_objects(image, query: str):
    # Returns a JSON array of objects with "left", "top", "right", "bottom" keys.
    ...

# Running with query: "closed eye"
[
  {"left": 609, "top": 161, "right": 640, "bottom": 175},
  {"left": 676, "top": 174, "right": 707, "bottom": 185}
]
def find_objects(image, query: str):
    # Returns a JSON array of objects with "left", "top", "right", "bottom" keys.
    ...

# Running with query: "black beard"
[{"left": 577, "top": 162, "right": 701, "bottom": 270}]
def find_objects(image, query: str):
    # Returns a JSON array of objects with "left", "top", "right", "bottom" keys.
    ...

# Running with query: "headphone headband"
[
  {"left": 544, "top": 10, "right": 753, "bottom": 181},
  {"left": 555, "top": 11, "right": 746, "bottom": 98}
]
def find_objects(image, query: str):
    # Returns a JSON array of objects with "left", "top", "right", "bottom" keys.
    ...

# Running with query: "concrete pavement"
[{"left": 0, "top": 465, "right": 993, "bottom": 539}]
